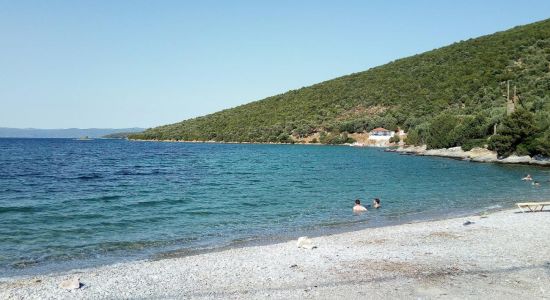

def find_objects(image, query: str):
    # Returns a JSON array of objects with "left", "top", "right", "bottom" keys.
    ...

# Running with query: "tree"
[
  {"left": 426, "top": 113, "right": 460, "bottom": 149},
  {"left": 488, "top": 109, "right": 538, "bottom": 157},
  {"left": 128, "top": 19, "right": 550, "bottom": 152}
]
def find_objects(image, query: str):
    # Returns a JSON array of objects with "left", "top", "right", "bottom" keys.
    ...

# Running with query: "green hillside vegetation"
[
  {"left": 103, "top": 131, "right": 143, "bottom": 139},
  {"left": 131, "top": 19, "right": 550, "bottom": 157}
]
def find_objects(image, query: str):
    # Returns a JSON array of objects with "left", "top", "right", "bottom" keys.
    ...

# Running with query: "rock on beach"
[{"left": 58, "top": 277, "right": 80, "bottom": 290}]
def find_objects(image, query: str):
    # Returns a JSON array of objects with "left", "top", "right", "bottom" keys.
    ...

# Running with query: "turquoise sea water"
[{"left": 1, "top": 138, "right": 549, "bottom": 276}]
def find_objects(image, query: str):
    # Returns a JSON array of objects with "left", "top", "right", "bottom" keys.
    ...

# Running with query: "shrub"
[
  {"left": 488, "top": 135, "right": 514, "bottom": 157},
  {"left": 426, "top": 113, "right": 460, "bottom": 149},
  {"left": 389, "top": 135, "right": 400, "bottom": 144},
  {"left": 489, "top": 109, "right": 539, "bottom": 157},
  {"left": 461, "top": 138, "right": 487, "bottom": 151},
  {"left": 277, "top": 133, "right": 292, "bottom": 143},
  {"left": 405, "top": 129, "right": 421, "bottom": 145},
  {"left": 520, "top": 135, "right": 550, "bottom": 157},
  {"left": 319, "top": 132, "right": 355, "bottom": 144}
]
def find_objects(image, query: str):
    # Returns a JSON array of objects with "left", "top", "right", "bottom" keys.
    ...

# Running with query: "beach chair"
[{"left": 516, "top": 201, "right": 550, "bottom": 212}]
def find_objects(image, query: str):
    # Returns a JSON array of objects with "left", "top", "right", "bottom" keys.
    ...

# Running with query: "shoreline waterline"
[
  {"left": 2, "top": 207, "right": 549, "bottom": 299},
  {"left": 130, "top": 138, "right": 550, "bottom": 167},
  {"left": 152, "top": 202, "right": 507, "bottom": 259},
  {"left": 0, "top": 202, "right": 508, "bottom": 279},
  {"left": 2, "top": 139, "right": 549, "bottom": 279}
]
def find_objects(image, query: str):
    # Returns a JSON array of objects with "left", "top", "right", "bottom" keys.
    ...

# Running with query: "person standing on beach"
[{"left": 353, "top": 199, "right": 367, "bottom": 213}]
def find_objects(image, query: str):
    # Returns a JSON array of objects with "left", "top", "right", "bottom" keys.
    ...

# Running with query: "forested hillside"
[{"left": 131, "top": 19, "right": 550, "bottom": 157}]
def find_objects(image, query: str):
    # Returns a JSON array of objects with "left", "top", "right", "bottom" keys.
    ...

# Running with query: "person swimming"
[
  {"left": 522, "top": 174, "right": 533, "bottom": 181},
  {"left": 533, "top": 181, "right": 541, "bottom": 187},
  {"left": 373, "top": 198, "right": 381, "bottom": 209},
  {"left": 353, "top": 199, "right": 367, "bottom": 213}
]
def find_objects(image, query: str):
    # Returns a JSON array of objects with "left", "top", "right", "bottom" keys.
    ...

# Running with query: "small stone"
[
  {"left": 296, "top": 237, "right": 317, "bottom": 249},
  {"left": 290, "top": 264, "right": 298, "bottom": 268},
  {"left": 59, "top": 277, "right": 81, "bottom": 290},
  {"left": 463, "top": 220, "right": 474, "bottom": 226}
]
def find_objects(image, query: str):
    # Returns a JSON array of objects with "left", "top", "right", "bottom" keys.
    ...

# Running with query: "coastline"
[
  {"left": 127, "top": 138, "right": 318, "bottom": 146},
  {"left": 390, "top": 145, "right": 550, "bottom": 167},
  {"left": 129, "top": 139, "right": 550, "bottom": 167},
  {"left": 0, "top": 201, "right": 503, "bottom": 279},
  {"left": 2, "top": 207, "right": 549, "bottom": 299}
]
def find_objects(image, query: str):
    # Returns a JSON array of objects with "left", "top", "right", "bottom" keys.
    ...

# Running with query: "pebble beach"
[{"left": 1, "top": 207, "right": 549, "bottom": 299}]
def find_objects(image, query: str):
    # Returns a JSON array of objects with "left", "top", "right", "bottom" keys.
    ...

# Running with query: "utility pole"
[
  {"left": 507, "top": 80, "right": 510, "bottom": 102},
  {"left": 506, "top": 80, "right": 515, "bottom": 115}
]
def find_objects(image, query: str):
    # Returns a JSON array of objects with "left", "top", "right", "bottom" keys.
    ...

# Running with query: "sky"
[{"left": 1, "top": 1, "right": 550, "bottom": 129}]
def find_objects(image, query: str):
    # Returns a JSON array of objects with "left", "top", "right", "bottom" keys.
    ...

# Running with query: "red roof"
[{"left": 371, "top": 127, "right": 390, "bottom": 132}]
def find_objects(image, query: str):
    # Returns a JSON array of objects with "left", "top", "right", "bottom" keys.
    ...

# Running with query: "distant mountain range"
[{"left": 0, "top": 127, "right": 145, "bottom": 138}]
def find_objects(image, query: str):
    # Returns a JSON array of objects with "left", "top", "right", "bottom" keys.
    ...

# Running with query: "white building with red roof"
[{"left": 369, "top": 127, "right": 394, "bottom": 137}]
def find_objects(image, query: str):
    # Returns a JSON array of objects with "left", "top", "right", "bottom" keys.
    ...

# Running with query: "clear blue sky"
[{"left": 1, "top": 0, "right": 549, "bottom": 129}]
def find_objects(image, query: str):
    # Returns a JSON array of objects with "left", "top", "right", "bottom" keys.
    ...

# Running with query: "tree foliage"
[
  {"left": 130, "top": 19, "right": 550, "bottom": 157},
  {"left": 489, "top": 109, "right": 541, "bottom": 157}
]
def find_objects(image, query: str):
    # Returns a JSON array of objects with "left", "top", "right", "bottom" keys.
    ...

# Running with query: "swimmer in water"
[
  {"left": 353, "top": 199, "right": 367, "bottom": 213},
  {"left": 522, "top": 174, "right": 533, "bottom": 181},
  {"left": 373, "top": 198, "right": 381, "bottom": 209}
]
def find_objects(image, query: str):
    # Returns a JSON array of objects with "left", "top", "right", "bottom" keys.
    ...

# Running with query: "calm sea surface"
[{"left": 1, "top": 138, "right": 549, "bottom": 276}]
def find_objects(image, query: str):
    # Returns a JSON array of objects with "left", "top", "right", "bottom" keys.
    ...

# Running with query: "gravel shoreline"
[
  {"left": 2, "top": 207, "right": 549, "bottom": 299},
  {"left": 390, "top": 145, "right": 550, "bottom": 166}
]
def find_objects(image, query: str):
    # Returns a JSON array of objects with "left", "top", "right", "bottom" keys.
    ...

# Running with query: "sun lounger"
[{"left": 516, "top": 202, "right": 550, "bottom": 212}]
